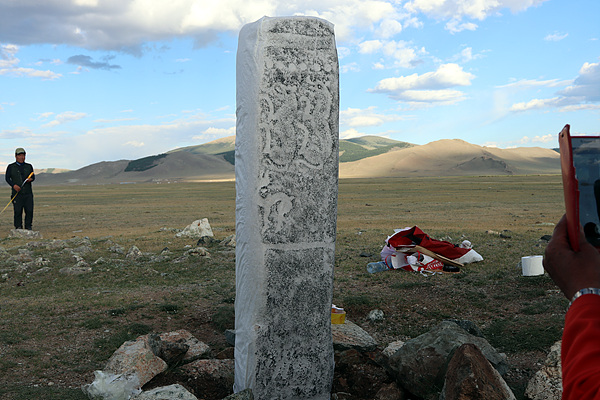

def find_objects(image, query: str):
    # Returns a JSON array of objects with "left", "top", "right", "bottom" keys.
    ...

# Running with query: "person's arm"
[
  {"left": 5, "top": 165, "right": 19, "bottom": 191},
  {"left": 26, "top": 165, "right": 35, "bottom": 183},
  {"left": 543, "top": 215, "right": 600, "bottom": 300},
  {"left": 544, "top": 215, "right": 600, "bottom": 400}
]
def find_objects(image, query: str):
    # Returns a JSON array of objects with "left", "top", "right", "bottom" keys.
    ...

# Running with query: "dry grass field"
[{"left": 0, "top": 175, "right": 566, "bottom": 399}]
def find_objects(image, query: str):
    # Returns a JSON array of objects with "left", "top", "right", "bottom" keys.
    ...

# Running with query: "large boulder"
[
  {"left": 440, "top": 343, "right": 515, "bottom": 400},
  {"left": 388, "top": 321, "right": 508, "bottom": 400}
]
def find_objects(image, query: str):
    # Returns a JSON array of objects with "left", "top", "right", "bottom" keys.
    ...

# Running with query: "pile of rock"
[{"left": 79, "top": 317, "right": 562, "bottom": 400}]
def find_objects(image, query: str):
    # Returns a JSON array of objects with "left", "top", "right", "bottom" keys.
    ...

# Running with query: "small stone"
[{"left": 368, "top": 309, "right": 385, "bottom": 322}]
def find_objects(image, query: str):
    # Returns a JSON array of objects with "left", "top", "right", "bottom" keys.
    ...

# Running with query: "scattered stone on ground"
[
  {"left": 367, "top": 309, "right": 385, "bottom": 322},
  {"left": 9, "top": 229, "right": 43, "bottom": 239},
  {"left": 176, "top": 218, "right": 214, "bottom": 239}
]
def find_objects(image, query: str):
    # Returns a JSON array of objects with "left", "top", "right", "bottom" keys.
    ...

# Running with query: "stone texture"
[
  {"left": 388, "top": 321, "right": 508, "bottom": 400},
  {"left": 440, "top": 343, "right": 515, "bottom": 400},
  {"left": 331, "top": 319, "right": 378, "bottom": 352},
  {"left": 8, "top": 229, "right": 42, "bottom": 239},
  {"left": 382, "top": 340, "right": 405, "bottom": 358},
  {"left": 176, "top": 218, "right": 214, "bottom": 238},
  {"left": 132, "top": 384, "right": 198, "bottom": 400},
  {"left": 375, "top": 383, "right": 406, "bottom": 400},
  {"left": 234, "top": 16, "right": 339, "bottom": 400},
  {"left": 158, "top": 329, "right": 211, "bottom": 364},
  {"left": 104, "top": 336, "right": 168, "bottom": 388},
  {"left": 525, "top": 340, "right": 562, "bottom": 400}
]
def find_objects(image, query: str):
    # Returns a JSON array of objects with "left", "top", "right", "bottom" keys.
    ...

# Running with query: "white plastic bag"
[{"left": 82, "top": 370, "right": 142, "bottom": 400}]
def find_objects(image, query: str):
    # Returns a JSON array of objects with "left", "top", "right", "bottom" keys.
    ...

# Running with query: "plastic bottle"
[{"left": 367, "top": 261, "right": 390, "bottom": 274}]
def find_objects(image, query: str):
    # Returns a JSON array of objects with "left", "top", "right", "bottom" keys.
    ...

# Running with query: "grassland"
[{"left": 0, "top": 175, "right": 566, "bottom": 399}]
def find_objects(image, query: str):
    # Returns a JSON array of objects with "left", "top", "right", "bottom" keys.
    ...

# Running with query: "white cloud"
[
  {"left": 194, "top": 126, "right": 236, "bottom": 139},
  {"left": 544, "top": 32, "right": 568, "bottom": 41},
  {"left": 0, "top": 44, "right": 62, "bottom": 79},
  {"left": 497, "top": 78, "right": 571, "bottom": 89},
  {"left": 510, "top": 97, "right": 560, "bottom": 112},
  {"left": 358, "top": 39, "right": 423, "bottom": 69},
  {"left": 340, "top": 62, "right": 360, "bottom": 73},
  {"left": 372, "top": 63, "right": 474, "bottom": 90},
  {"left": 445, "top": 19, "right": 478, "bottom": 34},
  {"left": 510, "top": 61, "right": 600, "bottom": 112},
  {"left": 376, "top": 19, "right": 403, "bottom": 38},
  {"left": 339, "top": 128, "right": 364, "bottom": 139},
  {"left": 42, "top": 111, "right": 88, "bottom": 128},
  {"left": 450, "top": 46, "right": 485, "bottom": 63},
  {"left": 404, "top": 0, "right": 548, "bottom": 21},
  {"left": 340, "top": 106, "right": 412, "bottom": 128},
  {"left": 125, "top": 141, "right": 145, "bottom": 147},
  {"left": 0, "top": 0, "right": 403, "bottom": 52},
  {"left": 369, "top": 63, "right": 475, "bottom": 103},
  {"left": 532, "top": 134, "right": 554, "bottom": 143}
]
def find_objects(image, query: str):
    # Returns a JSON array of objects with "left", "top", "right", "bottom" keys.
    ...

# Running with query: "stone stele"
[{"left": 234, "top": 16, "right": 339, "bottom": 400}]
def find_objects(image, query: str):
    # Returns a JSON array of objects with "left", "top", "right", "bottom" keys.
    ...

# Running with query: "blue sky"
[{"left": 1, "top": 0, "right": 599, "bottom": 170}]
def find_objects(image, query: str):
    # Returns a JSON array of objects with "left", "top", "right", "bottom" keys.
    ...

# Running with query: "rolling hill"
[{"left": 34, "top": 136, "right": 560, "bottom": 185}]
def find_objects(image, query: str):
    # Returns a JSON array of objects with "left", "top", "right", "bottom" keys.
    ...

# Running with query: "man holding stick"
[{"left": 5, "top": 148, "right": 35, "bottom": 230}]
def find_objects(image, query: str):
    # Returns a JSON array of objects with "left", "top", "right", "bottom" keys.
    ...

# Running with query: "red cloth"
[
  {"left": 386, "top": 226, "right": 470, "bottom": 260},
  {"left": 562, "top": 294, "right": 600, "bottom": 399}
]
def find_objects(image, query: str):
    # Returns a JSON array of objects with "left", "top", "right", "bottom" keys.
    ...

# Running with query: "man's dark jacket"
[{"left": 5, "top": 162, "right": 35, "bottom": 196}]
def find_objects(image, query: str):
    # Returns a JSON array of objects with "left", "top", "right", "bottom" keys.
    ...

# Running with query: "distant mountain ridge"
[{"left": 35, "top": 135, "right": 559, "bottom": 185}]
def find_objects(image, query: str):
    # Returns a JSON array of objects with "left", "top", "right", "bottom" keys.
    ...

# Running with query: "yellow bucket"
[{"left": 331, "top": 311, "right": 346, "bottom": 324}]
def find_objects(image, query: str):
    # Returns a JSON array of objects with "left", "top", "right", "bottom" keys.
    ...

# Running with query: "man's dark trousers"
[{"left": 13, "top": 192, "right": 33, "bottom": 230}]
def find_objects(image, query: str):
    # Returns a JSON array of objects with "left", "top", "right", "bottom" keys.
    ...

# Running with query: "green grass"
[{"left": 0, "top": 175, "right": 567, "bottom": 397}]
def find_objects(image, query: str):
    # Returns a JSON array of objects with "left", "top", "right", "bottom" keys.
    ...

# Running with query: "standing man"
[{"left": 5, "top": 148, "right": 35, "bottom": 230}]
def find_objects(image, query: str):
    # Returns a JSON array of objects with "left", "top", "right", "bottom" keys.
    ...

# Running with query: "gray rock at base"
[
  {"left": 234, "top": 15, "right": 339, "bottom": 400},
  {"left": 220, "top": 234, "right": 236, "bottom": 247},
  {"left": 9, "top": 229, "right": 42, "bottom": 239},
  {"left": 109, "top": 242, "right": 125, "bottom": 254},
  {"left": 59, "top": 265, "right": 92, "bottom": 275},
  {"left": 440, "top": 343, "right": 515, "bottom": 400},
  {"left": 223, "top": 389, "right": 254, "bottom": 400},
  {"left": 184, "top": 247, "right": 210, "bottom": 257},
  {"left": 389, "top": 321, "right": 509, "bottom": 400},
  {"left": 132, "top": 384, "right": 198, "bottom": 400},
  {"left": 104, "top": 336, "right": 168, "bottom": 388},
  {"left": 383, "top": 340, "right": 405, "bottom": 358},
  {"left": 176, "top": 218, "right": 214, "bottom": 238},
  {"left": 368, "top": 309, "right": 385, "bottom": 322},
  {"left": 126, "top": 246, "right": 143, "bottom": 260},
  {"left": 157, "top": 329, "right": 211, "bottom": 364},
  {"left": 332, "top": 319, "right": 378, "bottom": 352},
  {"left": 525, "top": 340, "right": 562, "bottom": 400}
]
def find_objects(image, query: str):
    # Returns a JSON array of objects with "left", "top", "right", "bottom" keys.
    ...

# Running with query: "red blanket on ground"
[{"left": 386, "top": 226, "right": 471, "bottom": 260}]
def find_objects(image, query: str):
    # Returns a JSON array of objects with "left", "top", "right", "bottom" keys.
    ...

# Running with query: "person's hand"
[
  {"left": 544, "top": 215, "right": 600, "bottom": 300},
  {"left": 12, "top": 184, "right": 21, "bottom": 192}
]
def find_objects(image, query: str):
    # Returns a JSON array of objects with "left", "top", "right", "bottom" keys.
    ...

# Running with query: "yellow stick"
[{"left": 0, "top": 171, "right": 34, "bottom": 216}]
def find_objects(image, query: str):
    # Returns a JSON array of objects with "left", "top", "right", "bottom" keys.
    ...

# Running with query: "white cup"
[{"left": 522, "top": 255, "right": 544, "bottom": 276}]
